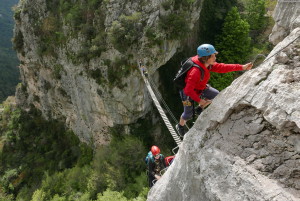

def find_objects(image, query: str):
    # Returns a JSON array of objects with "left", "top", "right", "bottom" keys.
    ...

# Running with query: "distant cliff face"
[
  {"left": 13, "top": 0, "right": 203, "bottom": 144},
  {"left": 147, "top": 8, "right": 300, "bottom": 201}
]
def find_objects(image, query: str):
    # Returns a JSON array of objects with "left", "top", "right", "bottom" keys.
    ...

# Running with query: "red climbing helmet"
[{"left": 151, "top": 145, "right": 160, "bottom": 156}]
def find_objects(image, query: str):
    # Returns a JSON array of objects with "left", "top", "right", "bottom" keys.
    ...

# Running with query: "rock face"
[
  {"left": 147, "top": 27, "right": 300, "bottom": 201},
  {"left": 269, "top": 1, "right": 300, "bottom": 45},
  {"left": 13, "top": 0, "right": 204, "bottom": 144}
]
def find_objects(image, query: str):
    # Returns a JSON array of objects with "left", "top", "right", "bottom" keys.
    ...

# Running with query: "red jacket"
[{"left": 183, "top": 55, "right": 243, "bottom": 103}]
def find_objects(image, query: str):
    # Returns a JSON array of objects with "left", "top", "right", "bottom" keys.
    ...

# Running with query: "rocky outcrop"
[
  {"left": 13, "top": 0, "right": 204, "bottom": 144},
  {"left": 269, "top": 1, "right": 300, "bottom": 45},
  {"left": 147, "top": 27, "right": 300, "bottom": 201}
]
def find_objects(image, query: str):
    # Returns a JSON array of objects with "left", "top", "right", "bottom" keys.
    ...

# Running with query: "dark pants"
[
  {"left": 180, "top": 86, "right": 219, "bottom": 120},
  {"left": 148, "top": 174, "right": 156, "bottom": 187}
]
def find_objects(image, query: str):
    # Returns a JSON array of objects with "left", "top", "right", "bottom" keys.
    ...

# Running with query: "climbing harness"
[{"left": 138, "top": 61, "right": 182, "bottom": 146}]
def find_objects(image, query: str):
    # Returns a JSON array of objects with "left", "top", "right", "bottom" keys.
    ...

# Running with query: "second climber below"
[
  {"left": 147, "top": 145, "right": 166, "bottom": 188},
  {"left": 176, "top": 44, "right": 253, "bottom": 137}
]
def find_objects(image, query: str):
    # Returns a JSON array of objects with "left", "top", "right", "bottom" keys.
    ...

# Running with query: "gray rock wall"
[
  {"left": 269, "top": 1, "right": 300, "bottom": 45},
  {"left": 147, "top": 28, "right": 300, "bottom": 201}
]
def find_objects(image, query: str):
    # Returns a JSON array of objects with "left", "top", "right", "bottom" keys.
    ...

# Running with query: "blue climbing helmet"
[{"left": 197, "top": 44, "right": 218, "bottom": 57}]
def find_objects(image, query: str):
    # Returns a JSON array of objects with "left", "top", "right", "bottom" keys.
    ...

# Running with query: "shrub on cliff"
[
  {"left": 108, "top": 12, "right": 142, "bottom": 53},
  {"left": 158, "top": 11, "right": 189, "bottom": 40}
]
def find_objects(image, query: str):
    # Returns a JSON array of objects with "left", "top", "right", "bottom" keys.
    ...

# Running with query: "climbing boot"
[
  {"left": 176, "top": 124, "right": 186, "bottom": 137},
  {"left": 195, "top": 106, "right": 203, "bottom": 115}
]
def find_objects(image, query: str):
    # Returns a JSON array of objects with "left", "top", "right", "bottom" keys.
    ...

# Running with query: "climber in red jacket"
[{"left": 176, "top": 44, "right": 253, "bottom": 137}]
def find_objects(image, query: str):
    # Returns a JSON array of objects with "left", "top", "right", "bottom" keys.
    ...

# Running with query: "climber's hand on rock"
[
  {"left": 155, "top": 175, "right": 161, "bottom": 180},
  {"left": 199, "top": 99, "right": 212, "bottom": 108},
  {"left": 242, "top": 62, "right": 253, "bottom": 70}
]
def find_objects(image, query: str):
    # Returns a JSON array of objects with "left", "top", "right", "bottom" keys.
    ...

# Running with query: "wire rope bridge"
[{"left": 137, "top": 61, "right": 182, "bottom": 147}]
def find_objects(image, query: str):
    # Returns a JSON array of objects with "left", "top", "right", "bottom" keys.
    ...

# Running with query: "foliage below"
[
  {"left": 0, "top": 102, "right": 151, "bottom": 201},
  {"left": 0, "top": 105, "right": 93, "bottom": 200}
]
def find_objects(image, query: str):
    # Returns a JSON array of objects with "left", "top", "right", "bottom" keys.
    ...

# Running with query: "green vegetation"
[
  {"left": 243, "top": 0, "right": 268, "bottom": 34},
  {"left": 145, "top": 27, "right": 164, "bottom": 47},
  {"left": 216, "top": 7, "right": 251, "bottom": 64},
  {"left": 146, "top": 0, "right": 196, "bottom": 44},
  {"left": 12, "top": 31, "right": 24, "bottom": 54},
  {"left": 20, "top": 0, "right": 107, "bottom": 62},
  {"left": 0, "top": 102, "right": 152, "bottom": 200},
  {"left": 157, "top": 0, "right": 198, "bottom": 40},
  {"left": 107, "top": 58, "right": 135, "bottom": 88},
  {"left": 198, "top": 0, "right": 238, "bottom": 45},
  {"left": 241, "top": 0, "right": 274, "bottom": 66},
  {"left": 37, "top": 15, "right": 64, "bottom": 57},
  {"left": 108, "top": 12, "right": 142, "bottom": 53},
  {"left": 0, "top": 0, "right": 20, "bottom": 102},
  {"left": 88, "top": 68, "right": 107, "bottom": 86},
  {"left": 29, "top": 135, "right": 148, "bottom": 201},
  {"left": 0, "top": 103, "right": 93, "bottom": 200},
  {"left": 158, "top": 11, "right": 190, "bottom": 40},
  {"left": 52, "top": 64, "right": 64, "bottom": 79},
  {"left": 211, "top": 6, "right": 251, "bottom": 90},
  {"left": 87, "top": 57, "right": 137, "bottom": 89}
]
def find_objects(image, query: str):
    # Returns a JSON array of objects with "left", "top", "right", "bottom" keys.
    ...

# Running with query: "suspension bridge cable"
[
  {"left": 138, "top": 62, "right": 182, "bottom": 146},
  {"left": 147, "top": 76, "right": 180, "bottom": 125},
  {"left": 147, "top": 76, "right": 191, "bottom": 130}
]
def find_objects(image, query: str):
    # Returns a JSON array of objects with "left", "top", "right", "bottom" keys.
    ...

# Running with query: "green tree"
[
  {"left": 198, "top": 0, "right": 238, "bottom": 44},
  {"left": 96, "top": 189, "right": 128, "bottom": 201},
  {"left": 216, "top": 6, "right": 251, "bottom": 64},
  {"left": 244, "top": 0, "right": 267, "bottom": 32},
  {"left": 211, "top": 6, "right": 251, "bottom": 90},
  {"left": 0, "top": 105, "right": 93, "bottom": 200}
]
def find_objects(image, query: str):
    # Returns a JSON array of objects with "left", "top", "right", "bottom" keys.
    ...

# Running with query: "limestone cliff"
[
  {"left": 13, "top": 0, "right": 203, "bottom": 144},
  {"left": 269, "top": 0, "right": 300, "bottom": 45},
  {"left": 147, "top": 20, "right": 300, "bottom": 201}
]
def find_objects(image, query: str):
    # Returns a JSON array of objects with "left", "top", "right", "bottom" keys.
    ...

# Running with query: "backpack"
[
  {"left": 173, "top": 58, "right": 205, "bottom": 89},
  {"left": 145, "top": 152, "right": 164, "bottom": 166},
  {"left": 165, "top": 155, "right": 175, "bottom": 167},
  {"left": 145, "top": 151, "right": 154, "bottom": 165}
]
